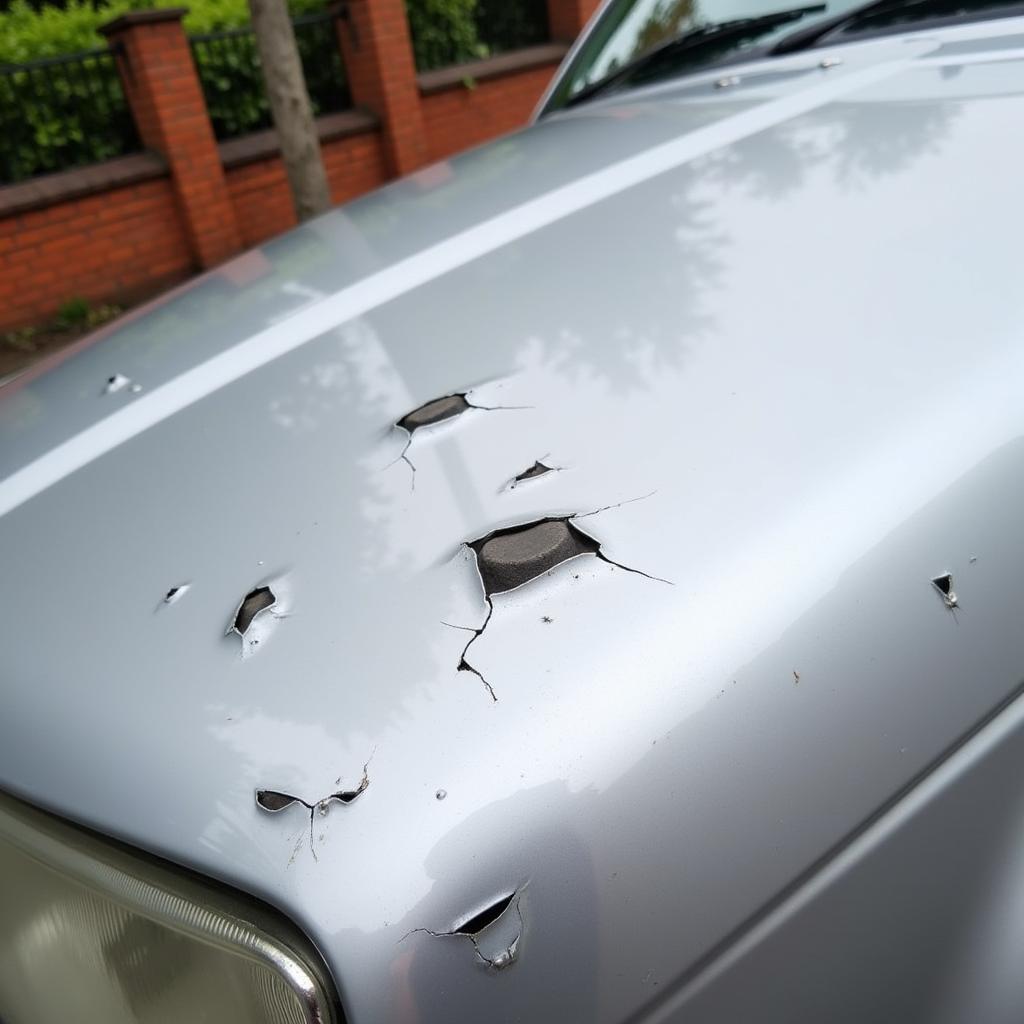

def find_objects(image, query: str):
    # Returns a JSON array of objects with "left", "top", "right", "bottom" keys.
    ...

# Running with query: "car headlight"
[{"left": 0, "top": 789, "right": 338, "bottom": 1024}]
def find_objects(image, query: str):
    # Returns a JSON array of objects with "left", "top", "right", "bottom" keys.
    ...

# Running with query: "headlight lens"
[{"left": 0, "top": 789, "right": 337, "bottom": 1024}]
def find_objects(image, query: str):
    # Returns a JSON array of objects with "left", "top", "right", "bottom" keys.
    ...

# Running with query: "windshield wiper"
[
  {"left": 770, "top": 0, "right": 1020, "bottom": 52},
  {"left": 565, "top": 3, "right": 827, "bottom": 108}
]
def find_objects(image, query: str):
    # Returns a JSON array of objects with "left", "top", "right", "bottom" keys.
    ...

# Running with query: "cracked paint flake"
[
  {"left": 256, "top": 758, "right": 371, "bottom": 862},
  {"left": 403, "top": 889, "right": 526, "bottom": 971},
  {"left": 387, "top": 389, "right": 528, "bottom": 486},
  {"left": 448, "top": 495, "right": 670, "bottom": 699}
]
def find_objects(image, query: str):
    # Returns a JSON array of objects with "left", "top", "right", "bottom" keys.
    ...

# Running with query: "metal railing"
[
  {"left": 0, "top": 47, "right": 139, "bottom": 185},
  {"left": 190, "top": 13, "right": 351, "bottom": 142},
  {"left": 475, "top": 0, "right": 550, "bottom": 56},
  {"left": 412, "top": 0, "right": 551, "bottom": 72}
]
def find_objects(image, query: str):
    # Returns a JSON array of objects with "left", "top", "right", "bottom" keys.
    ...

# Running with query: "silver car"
[{"left": 3, "top": 0, "right": 1024, "bottom": 1020}]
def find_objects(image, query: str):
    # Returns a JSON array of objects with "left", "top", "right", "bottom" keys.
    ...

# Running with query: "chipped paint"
[
  {"left": 448, "top": 498, "right": 671, "bottom": 698},
  {"left": 256, "top": 759, "right": 371, "bottom": 861},
  {"left": 387, "top": 388, "right": 528, "bottom": 485},
  {"left": 403, "top": 888, "right": 527, "bottom": 971},
  {"left": 226, "top": 580, "right": 290, "bottom": 658},
  {"left": 931, "top": 573, "right": 958, "bottom": 610}
]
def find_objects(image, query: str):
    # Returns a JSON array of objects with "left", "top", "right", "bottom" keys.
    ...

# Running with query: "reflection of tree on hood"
[{"left": 710, "top": 99, "right": 961, "bottom": 199}]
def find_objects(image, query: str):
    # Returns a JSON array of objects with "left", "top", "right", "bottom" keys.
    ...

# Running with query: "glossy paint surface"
[{"left": 2, "top": 18, "right": 1024, "bottom": 1024}]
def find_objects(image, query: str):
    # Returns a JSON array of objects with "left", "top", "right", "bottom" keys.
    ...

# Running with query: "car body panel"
[
  {"left": 646, "top": 669, "right": 1024, "bottom": 1024},
  {"left": 2, "top": 17, "right": 1024, "bottom": 1024}
]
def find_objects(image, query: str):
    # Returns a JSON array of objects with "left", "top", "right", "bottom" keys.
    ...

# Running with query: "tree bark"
[{"left": 247, "top": 0, "right": 332, "bottom": 221}]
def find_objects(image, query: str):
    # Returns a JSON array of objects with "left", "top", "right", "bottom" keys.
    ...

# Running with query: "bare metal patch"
[
  {"left": 234, "top": 586, "right": 275, "bottom": 634},
  {"left": 398, "top": 394, "right": 471, "bottom": 432},
  {"left": 226, "top": 583, "right": 290, "bottom": 658}
]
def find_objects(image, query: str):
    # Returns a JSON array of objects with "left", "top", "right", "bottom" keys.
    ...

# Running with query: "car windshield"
[{"left": 545, "top": 0, "right": 1021, "bottom": 109}]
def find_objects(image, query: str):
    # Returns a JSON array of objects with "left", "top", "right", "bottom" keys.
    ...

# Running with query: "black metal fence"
[
  {"left": 411, "top": 0, "right": 551, "bottom": 72},
  {"left": 190, "top": 12, "right": 351, "bottom": 141},
  {"left": 0, "top": 47, "right": 139, "bottom": 185},
  {"left": 475, "top": 0, "right": 550, "bottom": 56}
]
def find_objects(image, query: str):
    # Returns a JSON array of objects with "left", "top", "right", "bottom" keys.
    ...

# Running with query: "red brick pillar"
[
  {"left": 547, "top": 0, "right": 601, "bottom": 42},
  {"left": 101, "top": 9, "right": 242, "bottom": 268},
  {"left": 334, "top": 0, "right": 428, "bottom": 177}
]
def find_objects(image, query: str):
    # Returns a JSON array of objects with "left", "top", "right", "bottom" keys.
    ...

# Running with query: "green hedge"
[
  {"left": 407, "top": 0, "right": 484, "bottom": 70},
  {"left": 0, "top": 0, "right": 479, "bottom": 65},
  {"left": 0, "top": 0, "right": 526, "bottom": 181},
  {"left": 192, "top": 15, "right": 350, "bottom": 140}
]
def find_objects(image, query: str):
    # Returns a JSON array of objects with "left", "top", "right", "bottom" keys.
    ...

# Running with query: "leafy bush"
[
  {"left": 405, "top": 0, "right": 484, "bottom": 71},
  {"left": 0, "top": 0, "right": 338, "bottom": 177},
  {"left": 0, "top": 0, "right": 545, "bottom": 178},
  {"left": 194, "top": 14, "right": 348, "bottom": 140},
  {"left": 407, "top": 0, "right": 551, "bottom": 70},
  {"left": 0, "top": 45, "right": 138, "bottom": 182},
  {"left": 0, "top": 0, "right": 471, "bottom": 66},
  {"left": 0, "top": 0, "right": 323, "bottom": 64}
]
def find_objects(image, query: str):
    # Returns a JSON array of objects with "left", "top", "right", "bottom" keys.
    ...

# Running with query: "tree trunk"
[{"left": 247, "top": 0, "right": 332, "bottom": 221}]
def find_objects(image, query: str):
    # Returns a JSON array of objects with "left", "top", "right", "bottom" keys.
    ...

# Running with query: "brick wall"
[
  {"left": 0, "top": 159, "right": 192, "bottom": 332},
  {"left": 0, "top": 0, "right": 601, "bottom": 333},
  {"left": 420, "top": 50, "right": 569, "bottom": 163},
  {"left": 224, "top": 116, "right": 388, "bottom": 248}
]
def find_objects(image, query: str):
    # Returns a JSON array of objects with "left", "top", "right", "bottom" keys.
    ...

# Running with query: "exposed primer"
[
  {"left": 402, "top": 888, "right": 526, "bottom": 970},
  {"left": 931, "top": 572, "right": 958, "bottom": 610},
  {"left": 449, "top": 495, "right": 670, "bottom": 698},
  {"left": 256, "top": 758, "right": 371, "bottom": 862},
  {"left": 388, "top": 389, "right": 528, "bottom": 486}
]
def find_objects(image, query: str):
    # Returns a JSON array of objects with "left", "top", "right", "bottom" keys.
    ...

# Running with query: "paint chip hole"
[
  {"left": 256, "top": 790, "right": 303, "bottom": 812},
  {"left": 103, "top": 373, "right": 132, "bottom": 395},
  {"left": 471, "top": 519, "right": 596, "bottom": 597},
  {"left": 235, "top": 585, "right": 276, "bottom": 634},
  {"left": 510, "top": 461, "right": 556, "bottom": 487},
  {"left": 398, "top": 394, "right": 470, "bottom": 432},
  {"left": 454, "top": 893, "right": 516, "bottom": 936},
  {"left": 931, "top": 573, "right": 958, "bottom": 608}
]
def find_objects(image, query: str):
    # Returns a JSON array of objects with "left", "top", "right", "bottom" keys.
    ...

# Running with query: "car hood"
[{"left": 4, "top": 20, "right": 1024, "bottom": 1024}]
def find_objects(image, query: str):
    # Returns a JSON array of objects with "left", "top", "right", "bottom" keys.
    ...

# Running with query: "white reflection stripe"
[
  {"left": 0, "top": 58, "right": 905, "bottom": 519},
  {"left": 917, "top": 47, "right": 1024, "bottom": 65}
]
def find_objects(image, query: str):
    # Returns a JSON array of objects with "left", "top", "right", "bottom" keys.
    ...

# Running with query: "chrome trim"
[{"left": 0, "top": 790, "right": 335, "bottom": 1024}]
